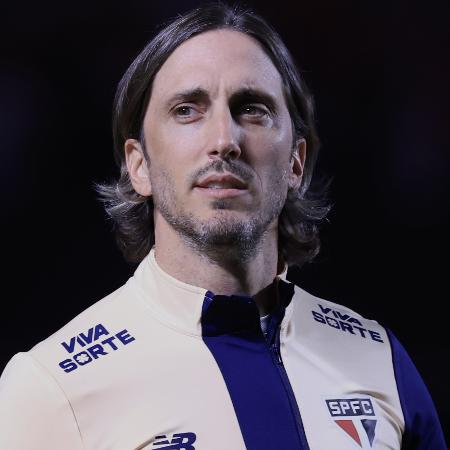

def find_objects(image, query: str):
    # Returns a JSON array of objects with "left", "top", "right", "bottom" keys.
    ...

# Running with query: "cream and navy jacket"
[{"left": 0, "top": 250, "right": 446, "bottom": 449}]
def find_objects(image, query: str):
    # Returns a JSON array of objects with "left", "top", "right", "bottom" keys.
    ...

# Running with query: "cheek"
[
  {"left": 249, "top": 140, "right": 293, "bottom": 199},
  {"left": 146, "top": 121, "right": 196, "bottom": 168},
  {"left": 246, "top": 130, "right": 293, "bottom": 175},
  {"left": 149, "top": 161, "right": 184, "bottom": 201},
  {"left": 148, "top": 123, "right": 203, "bottom": 175}
]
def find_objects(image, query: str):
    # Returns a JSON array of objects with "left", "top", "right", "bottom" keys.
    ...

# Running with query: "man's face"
[{"left": 128, "top": 29, "right": 304, "bottom": 256}]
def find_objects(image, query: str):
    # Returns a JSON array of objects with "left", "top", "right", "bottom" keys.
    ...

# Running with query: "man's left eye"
[
  {"left": 239, "top": 104, "right": 268, "bottom": 118},
  {"left": 174, "top": 105, "right": 194, "bottom": 116}
]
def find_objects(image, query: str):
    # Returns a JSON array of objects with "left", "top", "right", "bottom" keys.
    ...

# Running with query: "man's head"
[{"left": 98, "top": 2, "right": 329, "bottom": 267}]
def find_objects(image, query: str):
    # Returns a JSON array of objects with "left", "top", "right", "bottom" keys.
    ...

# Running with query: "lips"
[{"left": 195, "top": 173, "right": 247, "bottom": 190}]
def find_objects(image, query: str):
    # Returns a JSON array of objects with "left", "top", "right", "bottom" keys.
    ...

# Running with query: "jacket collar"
[{"left": 131, "top": 248, "right": 295, "bottom": 337}]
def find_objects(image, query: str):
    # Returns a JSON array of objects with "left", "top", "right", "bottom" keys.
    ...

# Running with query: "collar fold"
[{"left": 130, "top": 249, "right": 295, "bottom": 337}]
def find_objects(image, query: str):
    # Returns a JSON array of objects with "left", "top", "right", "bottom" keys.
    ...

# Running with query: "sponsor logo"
[
  {"left": 312, "top": 305, "right": 384, "bottom": 343},
  {"left": 152, "top": 433, "right": 196, "bottom": 450},
  {"left": 58, "top": 323, "right": 135, "bottom": 373},
  {"left": 326, "top": 397, "right": 377, "bottom": 448}
]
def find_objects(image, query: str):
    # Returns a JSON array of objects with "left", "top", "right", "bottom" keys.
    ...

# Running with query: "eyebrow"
[
  {"left": 164, "top": 86, "right": 279, "bottom": 114},
  {"left": 165, "top": 87, "right": 209, "bottom": 110}
]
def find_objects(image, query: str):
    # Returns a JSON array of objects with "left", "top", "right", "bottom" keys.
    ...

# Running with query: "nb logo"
[{"left": 152, "top": 432, "right": 196, "bottom": 450}]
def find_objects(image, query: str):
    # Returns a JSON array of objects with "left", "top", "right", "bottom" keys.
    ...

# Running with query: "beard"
[{"left": 150, "top": 159, "right": 288, "bottom": 265}]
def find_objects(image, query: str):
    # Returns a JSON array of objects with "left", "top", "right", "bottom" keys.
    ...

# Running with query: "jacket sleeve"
[
  {"left": 0, "top": 352, "right": 84, "bottom": 450},
  {"left": 386, "top": 329, "right": 448, "bottom": 450}
]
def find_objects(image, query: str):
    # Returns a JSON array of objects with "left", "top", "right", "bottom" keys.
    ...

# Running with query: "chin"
[{"left": 202, "top": 209, "right": 250, "bottom": 225}]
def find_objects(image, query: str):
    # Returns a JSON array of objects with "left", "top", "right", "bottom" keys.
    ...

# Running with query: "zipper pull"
[{"left": 271, "top": 343, "right": 283, "bottom": 365}]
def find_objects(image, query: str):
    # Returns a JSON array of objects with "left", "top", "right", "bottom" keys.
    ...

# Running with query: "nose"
[{"left": 206, "top": 107, "right": 241, "bottom": 161}]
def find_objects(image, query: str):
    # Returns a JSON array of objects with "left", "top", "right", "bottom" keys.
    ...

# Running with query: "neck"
[{"left": 153, "top": 215, "right": 280, "bottom": 316}]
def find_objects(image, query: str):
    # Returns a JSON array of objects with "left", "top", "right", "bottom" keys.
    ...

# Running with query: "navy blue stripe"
[
  {"left": 386, "top": 328, "right": 447, "bottom": 449},
  {"left": 201, "top": 285, "right": 307, "bottom": 450}
]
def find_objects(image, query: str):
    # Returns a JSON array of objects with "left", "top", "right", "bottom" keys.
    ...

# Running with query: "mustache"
[{"left": 189, "top": 160, "right": 254, "bottom": 186}]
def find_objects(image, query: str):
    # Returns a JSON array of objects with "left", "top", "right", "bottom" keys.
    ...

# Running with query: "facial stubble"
[{"left": 150, "top": 162, "right": 289, "bottom": 265}]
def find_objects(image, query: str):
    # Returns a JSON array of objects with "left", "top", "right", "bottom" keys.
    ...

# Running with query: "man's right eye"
[{"left": 172, "top": 104, "right": 204, "bottom": 122}]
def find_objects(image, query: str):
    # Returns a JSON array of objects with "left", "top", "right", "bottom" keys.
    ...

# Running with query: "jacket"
[{"left": 0, "top": 250, "right": 446, "bottom": 449}]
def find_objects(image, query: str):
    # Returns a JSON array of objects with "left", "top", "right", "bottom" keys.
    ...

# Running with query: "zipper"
[{"left": 269, "top": 326, "right": 310, "bottom": 450}]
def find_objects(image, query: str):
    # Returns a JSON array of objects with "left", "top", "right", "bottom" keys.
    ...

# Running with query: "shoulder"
[
  {"left": 1, "top": 272, "right": 144, "bottom": 384},
  {"left": 289, "top": 281, "right": 372, "bottom": 322},
  {"left": 286, "top": 281, "right": 448, "bottom": 449},
  {"left": 30, "top": 280, "right": 132, "bottom": 356},
  {"left": 0, "top": 277, "right": 142, "bottom": 396},
  {"left": 27, "top": 276, "right": 147, "bottom": 377},
  {"left": 288, "top": 282, "right": 385, "bottom": 344}
]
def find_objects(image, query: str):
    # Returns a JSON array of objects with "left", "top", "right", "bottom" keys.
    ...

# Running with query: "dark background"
[{"left": 2, "top": 0, "right": 449, "bottom": 438}]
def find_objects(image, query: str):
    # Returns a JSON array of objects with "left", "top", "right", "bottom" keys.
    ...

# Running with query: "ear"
[
  {"left": 124, "top": 138, "right": 152, "bottom": 197},
  {"left": 288, "top": 138, "right": 306, "bottom": 190}
]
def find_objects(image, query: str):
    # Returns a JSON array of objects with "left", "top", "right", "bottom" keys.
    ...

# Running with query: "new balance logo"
[{"left": 152, "top": 432, "right": 196, "bottom": 450}]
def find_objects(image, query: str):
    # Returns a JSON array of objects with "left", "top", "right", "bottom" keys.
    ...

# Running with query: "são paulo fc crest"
[{"left": 325, "top": 397, "right": 377, "bottom": 448}]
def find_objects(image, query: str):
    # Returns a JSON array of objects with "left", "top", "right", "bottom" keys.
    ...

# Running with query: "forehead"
[{"left": 150, "top": 29, "right": 285, "bottom": 103}]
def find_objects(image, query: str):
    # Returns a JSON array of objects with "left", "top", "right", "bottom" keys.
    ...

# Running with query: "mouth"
[{"left": 194, "top": 173, "right": 248, "bottom": 199}]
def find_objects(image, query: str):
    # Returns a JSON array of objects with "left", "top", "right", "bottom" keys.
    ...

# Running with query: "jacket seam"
[
  {"left": 383, "top": 327, "right": 407, "bottom": 443},
  {"left": 28, "top": 353, "right": 86, "bottom": 450}
]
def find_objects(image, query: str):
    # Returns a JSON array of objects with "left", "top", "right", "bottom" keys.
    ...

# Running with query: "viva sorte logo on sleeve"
[
  {"left": 58, "top": 323, "right": 136, "bottom": 373},
  {"left": 312, "top": 304, "right": 384, "bottom": 343}
]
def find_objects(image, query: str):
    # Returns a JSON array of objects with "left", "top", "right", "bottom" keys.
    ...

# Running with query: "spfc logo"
[{"left": 326, "top": 397, "right": 377, "bottom": 448}]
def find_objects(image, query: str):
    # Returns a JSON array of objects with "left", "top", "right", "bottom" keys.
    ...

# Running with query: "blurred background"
[{"left": 1, "top": 0, "right": 449, "bottom": 436}]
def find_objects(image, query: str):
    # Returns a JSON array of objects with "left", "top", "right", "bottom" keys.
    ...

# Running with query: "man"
[{"left": 0, "top": 3, "right": 446, "bottom": 449}]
